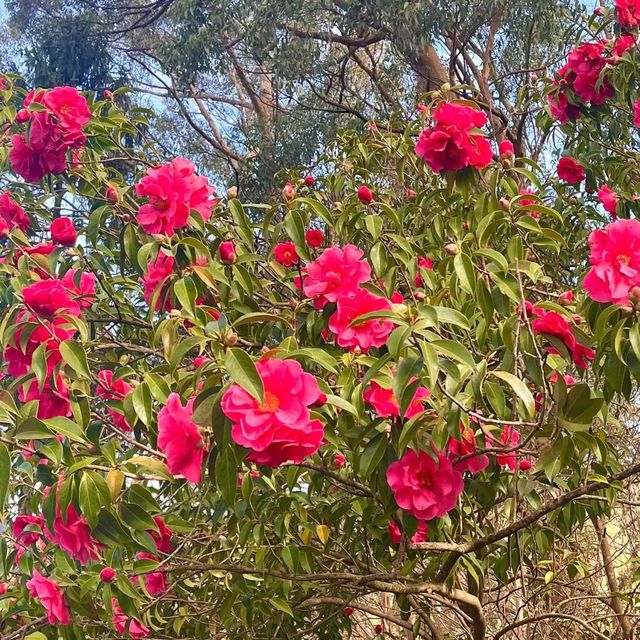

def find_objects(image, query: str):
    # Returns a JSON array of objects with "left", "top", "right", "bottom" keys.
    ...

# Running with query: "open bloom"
[
  {"left": 50, "top": 504, "right": 101, "bottom": 565},
  {"left": 13, "top": 514, "right": 45, "bottom": 559},
  {"left": 328, "top": 289, "right": 393, "bottom": 352},
  {"left": 141, "top": 252, "right": 175, "bottom": 311},
  {"left": 583, "top": 219, "right": 640, "bottom": 304},
  {"left": 22, "top": 279, "right": 81, "bottom": 318},
  {"left": 448, "top": 427, "right": 489, "bottom": 474},
  {"left": 136, "top": 553, "right": 167, "bottom": 595},
  {"left": 363, "top": 379, "right": 430, "bottom": 419},
  {"left": 61, "top": 269, "right": 97, "bottom": 309},
  {"left": 221, "top": 358, "right": 324, "bottom": 467},
  {"left": 157, "top": 393, "right": 205, "bottom": 483},
  {"left": 97, "top": 370, "right": 133, "bottom": 431},
  {"left": 598, "top": 185, "right": 619, "bottom": 218},
  {"left": 557, "top": 157, "right": 585, "bottom": 184},
  {"left": 616, "top": 0, "right": 640, "bottom": 28},
  {"left": 495, "top": 426, "right": 521, "bottom": 471},
  {"left": 135, "top": 157, "right": 216, "bottom": 236},
  {"left": 303, "top": 245, "right": 371, "bottom": 306},
  {"left": 50, "top": 217, "right": 77, "bottom": 245},
  {"left": 273, "top": 241, "right": 299, "bottom": 267},
  {"left": 0, "top": 192, "right": 30, "bottom": 231},
  {"left": 18, "top": 378, "right": 71, "bottom": 419},
  {"left": 531, "top": 310, "right": 594, "bottom": 369},
  {"left": 386, "top": 449, "right": 463, "bottom": 520},
  {"left": 26, "top": 570, "right": 71, "bottom": 625},
  {"left": 415, "top": 102, "right": 492, "bottom": 173},
  {"left": 112, "top": 599, "right": 149, "bottom": 638}
]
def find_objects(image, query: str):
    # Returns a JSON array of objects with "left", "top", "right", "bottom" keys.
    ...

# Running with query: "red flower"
[
  {"left": 334, "top": 453, "right": 346, "bottom": 467},
  {"left": 558, "top": 290, "right": 574, "bottom": 304},
  {"left": 135, "top": 158, "right": 216, "bottom": 236},
  {"left": 50, "top": 503, "right": 101, "bottom": 564},
  {"left": 112, "top": 599, "right": 149, "bottom": 638},
  {"left": 616, "top": 0, "right": 640, "bottom": 28},
  {"left": 357, "top": 185, "right": 373, "bottom": 203},
  {"left": 141, "top": 252, "right": 175, "bottom": 311},
  {"left": 328, "top": 289, "right": 393, "bottom": 352},
  {"left": 363, "top": 378, "right": 430, "bottom": 419},
  {"left": 634, "top": 99, "right": 640, "bottom": 127},
  {"left": 26, "top": 570, "right": 71, "bottom": 625},
  {"left": 496, "top": 426, "right": 520, "bottom": 471},
  {"left": 498, "top": 140, "right": 514, "bottom": 159},
  {"left": 598, "top": 185, "right": 619, "bottom": 218},
  {"left": 388, "top": 520, "right": 402, "bottom": 544},
  {"left": 13, "top": 514, "right": 45, "bottom": 559},
  {"left": 531, "top": 310, "right": 594, "bottom": 368},
  {"left": 273, "top": 241, "right": 299, "bottom": 267},
  {"left": 448, "top": 427, "right": 489, "bottom": 474},
  {"left": 305, "top": 228, "right": 324, "bottom": 248},
  {"left": 50, "top": 217, "right": 77, "bottom": 245},
  {"left": 22, "top": 279, "right": 81, "bottom": 318},
  {"left": 548, "top": 91, "right": 581, "bottom": 123},
  {"left": 304, "top": 175, "right": 315, "bottom": 186},
  {"left": 221, "top": 358, "right": 325, "bottom": 467},
  {"left": 149, "top": 516, "right": 173, "bottom": 554},
  {"left": 137, "top": 553, "right": 167, "bottom": 595},
  {"left": 0, "top": 192, "right": 30, "bottom": 231},
  {"left": 18, "top": 378, "right": 71, "bottom": 419},
  {"left": 61, "top": 269, "right": 97, "bottom": 309},
  {"left": 42, "top": 87, "right": 91, "bottom": 145},
  {"left": 100, "top": 567, "right": 116, "bottom": 582},
  {"left": 557, "top": 157, "right": 585, "bottom": 184},
  {"left": 97, "top": 370, "right": 133, "bottom": 432},
  {"left": 157, "top": 393, "right": 205, "bottom": 483},
  {"left": 414, "top": 256, "right": 434, "bottom": 287},
  {"left": 415, "top": 103, "right": 493, "bottom": 173},
  {"left": 303, "top": 244, "right": 371, "bottom": 307},
  {"left": 218, "top": 240, "right": 237, "bottom": 264},
  {"left": 386, "top": 449, "right": 463, "bottom": 520},
  {"left": 566, "top": 42, "right": 613, "bottom": 105},
  {"left": 613, "top": 34, "right": 636, "bottom": 57},
  {"left": 583, "top": 219, "right": 640, "bottom": 303}
]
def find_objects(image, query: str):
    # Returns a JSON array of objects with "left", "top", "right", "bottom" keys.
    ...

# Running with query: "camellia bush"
[{"left": 5, "top": 4, "right": 640, "bottom": 640}]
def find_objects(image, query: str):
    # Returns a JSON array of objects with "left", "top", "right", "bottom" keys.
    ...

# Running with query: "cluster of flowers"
[
  {"left": 15, "top": 489, "right": 172, "bottom": 635},
  {"left": 9, "top": 87, "right": 91, "bottom": 182}
]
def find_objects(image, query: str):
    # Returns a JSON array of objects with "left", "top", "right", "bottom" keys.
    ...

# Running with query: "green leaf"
[
  {"left": 59, "top": 340, "right": 92, "bottom": 379},
  {"left": 358, "top": 434, "right": 387, "bottom": 479},
  {"left": 453, "top": 253, "right": 475, "bottom": 294},
  {"left": 215, "top": 447, "right": 237, "bottom": 506},
  {"left": 225, "top": 348, "right": 264, "bottom": 403},
  {"left": 0, "top": 443, "right": 10, "bottom": 513},
  {"left": 393, "top": 356, "right": 424, "bottom": 417},
  {"left": 44, "top": 416, "right": 88, "bottom": 443},
  {"left": 269, "top": 597, "right": 294, "bottom": 617},
  {"left": 283, "top": 209, "right": 310, "bottom": 261},
  {"left": 489, "top": 370, "right": 535, "bottom": 418}
]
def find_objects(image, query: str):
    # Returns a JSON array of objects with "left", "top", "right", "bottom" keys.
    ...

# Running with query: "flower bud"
[
  {"left": 499, "top": 197, "right": 510, "bottom": 211},
  {"left": 0, "top": 583, "right": 7, "bottom": 595},
  {"left": 416, "top": 103, "right": 427, "bottom": 113},
  {"left": 558, "top": 290, "right": 574, "bottom": 305},
  {"left": 282, "top": 182, "right": 296, "bottom": 200},
  {"left": 224, "top": 332, "right": 238, "bottom": 347},
  {"left": 519, "top": 460, "right": 532, "bottom": 472},
  {"left": 100, "top": 567, "right": 116, "bottom": 582},
  {"left": 105, "top": 184, "right": 120, "bottom": 203},
  {"left": 629, "top": 286, "right": 640, "bottom": 303},
  {"left": 15, "top": 109, "right": 30, "bottom": 124},
  {"left": 218, "top": 241, "right": 237, "bottom": 264},
  {"left": 571, "top": 313, "right": 583, "bottom": 325},
  {"left": 444, "top": 243, "right": 460, "bottom": 256},
  {"left": 343, "top": 607, "right": 354, "bottom": 617},
  {"left": 357, "top": 185, "right": 373, "bottom": 204},
  {"left": 375, "top": 624, "right": 383, "bottom": 634},
  {"left": 226, "top": 185, "right": 238, "bottom": 199},
  {"left": 304, "top": 175, "right": 315, "bottom": 186},
  {"left": 406, "top": 188, "right": 416, "bottom": 200},
  {"left": 311, "top": 392, "right": 327, "bottom": 408},
  {"left": 498, "top": 140, "right": 514, "bottom": 160},
  {"left": 334, "top": 453, "right": 346, "bottom": 468},
  {"left": 104, "top": 89, "right": 113, "bottom": 99}
]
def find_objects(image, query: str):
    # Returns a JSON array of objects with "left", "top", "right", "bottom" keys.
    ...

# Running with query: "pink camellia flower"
[
  {"left": 18, "top": 378, "right": 71, "bottom": 419},
  {"left": 13, "top": 514, "right": 45, "bottom": 559},
  {"left": 273, "top": 241, "right": 299, "bottom": 267},
  {"left": 415, "top": 102, "right": 493, "bottom": 173},
  {"left": 519, "top": 459, "right": 533, "bottom": 471},
  {"left": 41, "top": 86, "right": 91, "bottom": 144},
  {"left": 218, "top": 240, "right": 237, "bottom": 264},
  {"left": 22, "top": 279, "right": 81, "bottom": 318},
  {"left": 548, "top": 91, "right": 581, "bottom": 124},
  {"left": 9, "top": 113, "right": 69, "bottom": 182},
  {"left": 303, "top": 245, "right": 371, "bottom": 307},
  {"left": 149, "top": 516, "right": 173, "bottom": 554},
  {"left": 26, "top": 570, "right": 71, "bottom": 625},
  {"left": 137, "top": 553, "right": 167, "bottom": 595},
  {"left": 616, "top": 0, "right": 640, "bottom": 28},
  {"left": 328, "top": 289, "right": 393, "bottom": 352},
  {"left": 549, "top": 372, "right": 577, "bottom": 385},
  {"left": 141, "top": 252, "right": 175, "bottom": 311},
  {"left": 135, "top": 158, "right": 216, "bottom": 236},
  {"left": 97, "top": 370, "right": 133, "bottom": 432},
  {"left": 0, "top": 192, "right": 30, "bottom": 231},
  {"left": 557, "top": 157, "right": 585, "bottom": 184},
  {"left": 388, "top": 520, "right": 402, "bottom": 544},
  {"left": 565, "top": 42, "right": 613, "bottom": 105},
  {"left": 334, "top": 453, "right": 346, "bottom": 468},
  {"left": 50, "top": 503, "right": 101, "bottom": 564},
  {"left": 498, "top": 140, "right": 514, "bottom": 159},
  {"left": 61, "top": 269, "right": 97, "bottom": 309},
  {"left": 0, "top": 583, "right": 7, "bottom": 595},
  {"left": 388, "top": 520, "right": 428, "bottom": 544},
  {"left": 357, "top": 185, "right": 373, "bottom": 203},
  {"left": 386, "top": 449, "right": 463, "bottom": 520},
  {"left": 157, "top": 393, "right": 205, "bottom": 483},
  {"left": 583, "top": 219, "right": 640, "bottom": 303},
  {"left": 305, "top": 229, "right": 324, "bottom": 248},
  {"left": 363, "top": 379, "right": 430, "bottom": 419},
  {"left": 50, "top": 218, "right": 77, "bottom": 246},
  {"left": 221, "top": 358, "right": 325, "bottom": 467},
  {"left": 496, "top": 426, "right": 521, "bottom": 471},
  {"left": 112, "top": 598, "right": 150, "bottom": 638},
  {"left": 100, "top": 567, "right": 116, "bottom": 582},
  {"left": 411, "top": 521, "right": 428, "bottom": 543},
  {"left": 414, "top": 256, "right": 434, "bottom": 287},
  {"left": 531, "top": 310, "right": 594, "bottom": 369},
  {"left": 613, "top": 34, "right": 636, "bottom": 57},
  {"left": 634, "top": 99, "right": 640, "bottom": 127},
  {"left": 598, "top": 185, "right": 619, "bottom": 218},
  {"left": 4, "top": 311, "right": 74, "bottom": 377},
  {"left": 448, "top": 427, "right": 489, "bottom": 474},
  {"left": 558, "top": 290, "right": 574, "bottom": 304}
]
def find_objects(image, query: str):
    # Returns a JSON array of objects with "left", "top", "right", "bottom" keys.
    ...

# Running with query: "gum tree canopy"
[{"left": 3, "top": 3, "right": 640, "bottom": 640}]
